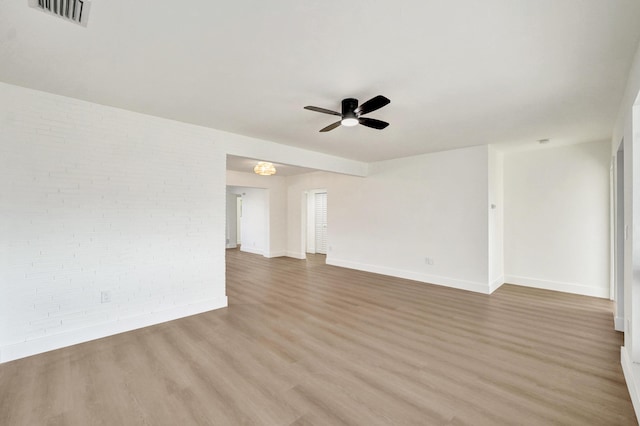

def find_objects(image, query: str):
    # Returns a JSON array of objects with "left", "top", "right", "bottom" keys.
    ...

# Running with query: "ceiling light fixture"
[
  {"left": 254, "top": 162, "right": 276, "bottom": 176},
  {"left": 341, "top": 118, "right": 359, "bottom": 127},
  {"left": 341, "top": 111, "right": 359, "bottom": 127}
]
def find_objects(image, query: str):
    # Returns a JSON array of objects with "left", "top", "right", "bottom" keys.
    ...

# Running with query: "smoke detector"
[{"left": 28, "top": 0, "right": 91, "bottom": 27}]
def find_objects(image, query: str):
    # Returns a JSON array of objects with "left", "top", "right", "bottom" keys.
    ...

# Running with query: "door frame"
[{"left": 613, "top": 140, "right": 625, "bottom": 331}]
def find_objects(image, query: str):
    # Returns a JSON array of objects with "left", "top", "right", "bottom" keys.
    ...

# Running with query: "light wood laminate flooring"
[{"left": 0, "top": 249, "right": 636, "bottom": 425}]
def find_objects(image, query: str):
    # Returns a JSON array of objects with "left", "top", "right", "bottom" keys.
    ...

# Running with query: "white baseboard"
[
  {"left": 0, "top": 297, "right": 228, "bottom": 364},
  {"left": 621, "top": 346, "right": 640, "bottom": 421},
  {"left": 615, "top": 316, "right": 625, "bottom": 332},
  {"left": 327, "top": 258, "right": 491, "bottom": 294},
  {"left": 490, "top": 276, "right": 505, "bottom": 294},
  {"left": 240, "top": 246, "right": 263, "bottom": 256},
  {"left": 504, "top": 275, "right": 609, "bottom": 298},
  {"left": 264, "top": 251, "right": 286, "bottom": 258},
  {"left": 286, "top": 251, "right": 306, "bottom": 260}
]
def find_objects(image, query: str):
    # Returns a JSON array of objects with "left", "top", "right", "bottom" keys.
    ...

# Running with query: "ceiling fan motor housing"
[{"left": 342, "top": 98, "right": 359, "bottom": 119}]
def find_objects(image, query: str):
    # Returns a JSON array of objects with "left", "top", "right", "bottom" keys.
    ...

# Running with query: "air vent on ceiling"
[{"left": 28, "top": 0, "right": 91, "bottom": 27}]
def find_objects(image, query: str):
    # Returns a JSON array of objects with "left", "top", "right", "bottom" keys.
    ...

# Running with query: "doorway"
[
  {"left": 226, "top": 186, "right": 269, "bottom": 256},
  {"left": 304, "top": 189, "right": 328, "bottom": 257}
]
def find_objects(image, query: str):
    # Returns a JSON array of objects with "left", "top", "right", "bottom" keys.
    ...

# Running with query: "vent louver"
[{"left": 28, "top": 0, "right": 91, "bottom": 27}]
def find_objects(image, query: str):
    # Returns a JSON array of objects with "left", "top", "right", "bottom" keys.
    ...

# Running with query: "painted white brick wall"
[{"left": 0, "top": 83, "right": 227, "bottom": 362}]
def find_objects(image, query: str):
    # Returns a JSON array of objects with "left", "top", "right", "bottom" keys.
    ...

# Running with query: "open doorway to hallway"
[
  {"left": 226, "top": 186, "right": 268, "bottom": 256},
  {"left": 303, "top": 189, "right": 328, "bottom": 261}
]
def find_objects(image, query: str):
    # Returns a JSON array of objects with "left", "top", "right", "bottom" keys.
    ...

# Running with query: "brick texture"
[{"left": 0, "top": 83, "right": 226, "bottom": 352}]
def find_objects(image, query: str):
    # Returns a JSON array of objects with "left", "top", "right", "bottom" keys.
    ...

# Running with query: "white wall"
[
  {"left": 226, "top": 170, "right": 287, "bottom": 257},
  {"left": 286, "top": 146, "right": 492, "bottom": 293},
  {"left": 503, "top": 141, "right": 611, "bottom": 298},
  {"left": 0, "top": 83, "right": 228, "bottom": 363}
]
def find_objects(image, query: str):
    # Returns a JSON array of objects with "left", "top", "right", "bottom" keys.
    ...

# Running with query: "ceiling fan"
[{"left": 304, "top": 95, "right": 390, "bottom": 132}]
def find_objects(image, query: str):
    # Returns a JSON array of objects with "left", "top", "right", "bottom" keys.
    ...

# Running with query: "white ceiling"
[{"left": 1, "top": 1, "right": 639, "bottom": 162}]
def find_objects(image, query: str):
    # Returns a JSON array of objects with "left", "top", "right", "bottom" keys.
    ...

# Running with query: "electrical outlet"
[
  {"left": 425, "top": 257, "right": 434, "bottom": 265},
  {"left": 101, "top": 291, "right": 111, "bottom": 304}
]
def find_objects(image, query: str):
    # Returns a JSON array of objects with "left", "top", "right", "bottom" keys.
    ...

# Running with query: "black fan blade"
[
  {"left": 319, "top": 121, "right": 342, "bottom": 132},
  {"left": 304, "top": 106, "right": 341, "bottom": 116},
  {"left": 355, "top": 95, "right": 390, "bottom": 116},
  {"left": 359, "top": 117, "right": 389, "bottom": 130}
]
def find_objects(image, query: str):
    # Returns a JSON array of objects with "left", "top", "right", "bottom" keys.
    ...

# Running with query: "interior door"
[{"left": 315, "top": 192, "right": 327, "bottom": 254}]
